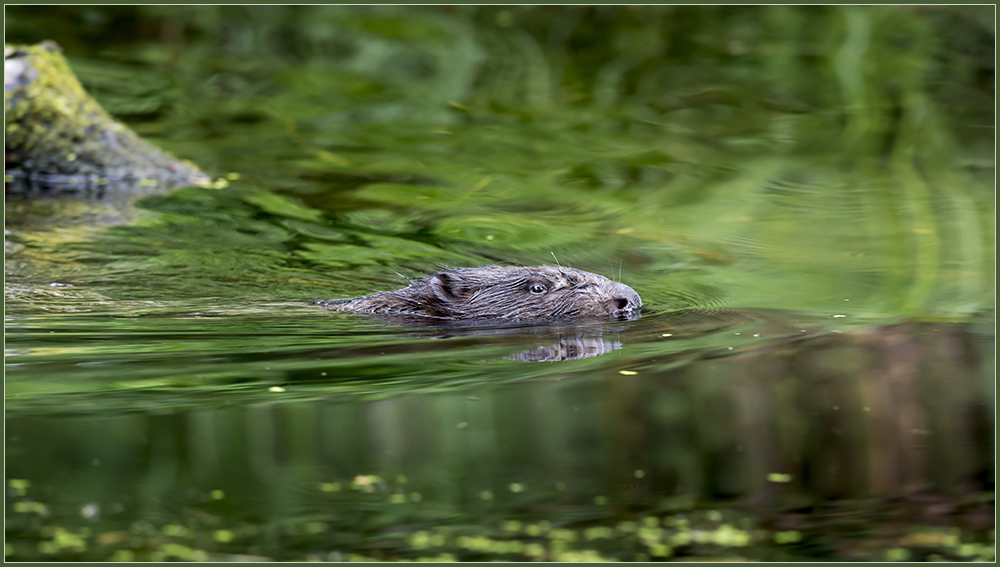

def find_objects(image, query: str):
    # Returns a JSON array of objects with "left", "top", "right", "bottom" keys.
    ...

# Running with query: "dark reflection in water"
[{"left": 332, "top": 316, "right": 642, "bottom": 362}]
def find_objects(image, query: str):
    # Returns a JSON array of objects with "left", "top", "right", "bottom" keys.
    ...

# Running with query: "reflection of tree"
[
  {"left": 9, "top": 321, "right": 991, "bottom": 505},
  {"left": 605, "top": 321, "right": 992, "bottom": 504}
]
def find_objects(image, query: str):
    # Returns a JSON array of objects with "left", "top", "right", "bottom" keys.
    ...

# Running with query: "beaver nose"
[{"left": 609, "top": 282, "right": 642, "bottom": 313}]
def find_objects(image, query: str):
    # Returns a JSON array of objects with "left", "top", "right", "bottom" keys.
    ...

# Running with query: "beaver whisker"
[{"left": 393, "top": 271, "right": 418, "bottom": 285}]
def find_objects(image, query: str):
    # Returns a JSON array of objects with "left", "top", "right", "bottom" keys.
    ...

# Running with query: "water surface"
[{"left": 5, "top": 6, "right": 995, "bottom": 561}]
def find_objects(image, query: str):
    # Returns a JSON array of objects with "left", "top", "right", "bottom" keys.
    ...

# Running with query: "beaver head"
[{"left": 321, "top": 265, "right": 642, "bottom": 321}]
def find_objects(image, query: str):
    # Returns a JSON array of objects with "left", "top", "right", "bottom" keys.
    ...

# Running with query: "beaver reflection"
[
  {"left": 505, "top": 333, "right": 623, "bottom": 362},
  {"left": 319, "top": 265, "right": 642, "bottom": 321}
]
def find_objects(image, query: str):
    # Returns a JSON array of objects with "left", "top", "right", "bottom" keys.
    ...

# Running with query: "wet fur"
[{"left": 319, "top": 265, "right": 642, "bottom": 321}]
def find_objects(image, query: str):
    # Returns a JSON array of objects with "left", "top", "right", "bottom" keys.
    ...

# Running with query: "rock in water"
[{"left": 4, "top": 41, "right": 210, "bottom": 197}]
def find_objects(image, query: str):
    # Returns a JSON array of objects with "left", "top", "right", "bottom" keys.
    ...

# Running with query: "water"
[{"left": 4, "top": 6, "right": 995, "bottom": 561}]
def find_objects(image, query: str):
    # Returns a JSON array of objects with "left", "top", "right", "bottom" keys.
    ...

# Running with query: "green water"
[{"left": 4, "top": 6, "right": 995, "bottom": 561}]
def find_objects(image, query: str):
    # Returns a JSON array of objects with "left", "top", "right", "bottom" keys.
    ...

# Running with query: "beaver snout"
[{"left": 606, "top": 282, "right": 642, "bottom": 317}]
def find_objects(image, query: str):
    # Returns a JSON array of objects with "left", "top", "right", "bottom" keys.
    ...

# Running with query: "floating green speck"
[
  {"left": 774, "top": 530, "right": 802, "bottom": 544},
  {"left": 885, "top": 548, "right": 910, "bottom": 561}
]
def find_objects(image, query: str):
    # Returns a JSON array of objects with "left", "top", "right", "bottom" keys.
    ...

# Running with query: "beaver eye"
[{"left": 529, "top": 283, "right": 547, "bottom": 295}]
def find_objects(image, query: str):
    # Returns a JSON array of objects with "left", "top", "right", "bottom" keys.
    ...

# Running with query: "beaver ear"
[{"left": 429, "top": 272, "right": 473, "bottom": 302}]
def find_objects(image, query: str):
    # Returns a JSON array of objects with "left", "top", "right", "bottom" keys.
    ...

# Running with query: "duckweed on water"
[{"left": 5, "top": 476, "right": 995, "bottom": 562}]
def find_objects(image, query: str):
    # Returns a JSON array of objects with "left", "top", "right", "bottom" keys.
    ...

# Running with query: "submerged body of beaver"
[{"left": 319, "top": 265, "right": 642, "bottom": 321}]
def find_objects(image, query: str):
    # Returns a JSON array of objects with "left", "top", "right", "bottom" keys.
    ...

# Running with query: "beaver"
[{"left": 318, "top": 265, "right": 642, "bottom": 321}]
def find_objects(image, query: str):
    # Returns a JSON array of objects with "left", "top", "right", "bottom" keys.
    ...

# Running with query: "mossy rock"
[{"left": 4, "top": 41, "right": 209, "bottom": 197}]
